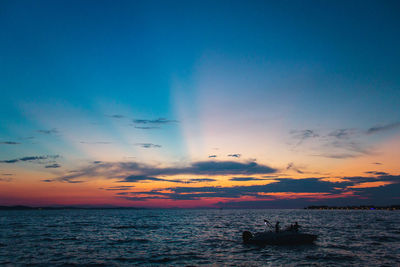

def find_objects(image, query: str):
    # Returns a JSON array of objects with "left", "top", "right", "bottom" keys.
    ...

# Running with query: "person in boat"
[
  {"left": 275, "top": 221, "right": 280, "bottom": 233},
  {"left": 293, "top": 222, "right": 300, "bottom": 232},
  {"left": 286, "top": 224, "right": 294, "bottom": 231}
]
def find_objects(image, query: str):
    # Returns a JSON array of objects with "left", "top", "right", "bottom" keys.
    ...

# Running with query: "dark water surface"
[{"left": 0, "top": 209, "right": 399, "bottom": 266}]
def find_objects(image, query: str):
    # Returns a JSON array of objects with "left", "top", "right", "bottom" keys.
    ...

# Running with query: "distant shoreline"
[
  {"left": 305, "top": 205, "right": 399, "bottom": 210},
  {"left": 0, "top": 205, "right": 146, "bottom": 210},
  {"left": 0, "top": 205, "right": 399, "bottom": 210}
]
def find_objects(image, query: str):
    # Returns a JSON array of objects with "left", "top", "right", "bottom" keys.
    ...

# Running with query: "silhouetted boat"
[{"left": 242, "top": 230, "right": 317, "bottom": 245}]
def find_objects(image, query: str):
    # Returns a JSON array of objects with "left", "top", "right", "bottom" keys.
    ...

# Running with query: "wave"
[{"left": 109, "top": 238, "right": 150, "bottom": 245}]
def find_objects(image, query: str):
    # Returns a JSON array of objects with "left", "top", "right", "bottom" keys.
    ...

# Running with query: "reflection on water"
[{"left": 0, "top": 209, "right": 399, "bottom": 265}]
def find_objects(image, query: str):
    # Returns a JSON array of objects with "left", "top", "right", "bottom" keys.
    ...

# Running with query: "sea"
[{"left": 0, "top": 209, "right": 399, "bottom": 266}]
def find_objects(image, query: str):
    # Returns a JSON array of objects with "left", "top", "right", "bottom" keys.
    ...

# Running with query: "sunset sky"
[{"left": 1, "top": 0, "right": 399, "bottom": 208}]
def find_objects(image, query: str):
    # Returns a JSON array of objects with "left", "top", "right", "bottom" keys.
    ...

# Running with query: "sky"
[{"left": 0, "top": 0, "right": 399, "bottom": 208}]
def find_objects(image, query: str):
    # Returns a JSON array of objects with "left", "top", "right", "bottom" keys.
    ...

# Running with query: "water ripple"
[{"left": 0, "top": 209, "right": 399, "bottom": 265}]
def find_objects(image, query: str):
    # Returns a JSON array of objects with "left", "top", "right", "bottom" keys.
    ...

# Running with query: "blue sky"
[{"left": 0, "top": 0, "right": 399, "bottom": 207}]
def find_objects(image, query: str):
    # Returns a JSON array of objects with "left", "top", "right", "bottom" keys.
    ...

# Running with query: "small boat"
[{"left": 242, "top": 230, "right": 318, "bottom": 245}]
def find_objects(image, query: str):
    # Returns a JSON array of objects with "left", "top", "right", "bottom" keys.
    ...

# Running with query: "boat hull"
[{"left": 243, "top": 231, "right": 317, "bottom": 245}]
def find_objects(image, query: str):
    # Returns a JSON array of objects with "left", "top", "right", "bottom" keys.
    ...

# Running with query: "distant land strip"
[
  {"left": 305, "top": 205, "right": 400, "bottom": 210},
  {"left": 1, "top": 205, "right": 399, "bottom": 210},
  {"left": 0, "top": 205, "right": 146, "bottom": 210}
]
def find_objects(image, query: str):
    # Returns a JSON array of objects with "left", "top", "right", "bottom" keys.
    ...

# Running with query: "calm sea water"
[{"left": 0, "top": 209, "right": 399, "bottom": 266}]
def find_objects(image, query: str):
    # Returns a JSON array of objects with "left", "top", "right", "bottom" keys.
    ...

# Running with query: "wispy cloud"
[
  {"left": 229, "top": 177, "right": 267, "bottom": 181},
  {"left": 120, "top": 175, "right": 185, "bottom": 183},
  {"left": 290, "top": 129, "right": 319, "bottom": 147},
  {"left": 290, "top": 127, "right": 376, "bottom": 159},
  {"left": 0, "top": 141, "right": 21, "bottom": 145},
  {"left": 312, "top": 153, "right": 361, "bottom": 159},
  {"left": 51, "top": 160, "right": 277, "bottom": 183},
  {"left": 19, "top": 136, "right": 35, "bottom": 140},
  {"left": 0, "top": 155, "right": 60, "bottom": 164},
  {"left": 133, "top": 118, "right": 179, "bottom": 124},
  {"left": 188, "top": 178, "right": 217, "bottom": 183},
  {"left": 135, "top": 143, "right": 161, "bottom": 149},
  {"left": 208, "top": 155, "right": 217, "bottom": 158},
  {"left": 120, "top": 196, "right": 167, "bottom": 201},
  {"left": 134, "top": 126, "right": 161, "bottom": 130},
  {"left": 108, "top": 114, "right": 125, "bottom": 119},
  {"left": 37, "top": 128, "right": 58, "bottom": 135},
  {"left": 227, "top": 154, "right": 241, "bottom": 158},
  {"left": 327, "top": 129, "right": 357, "bottom": 139},
  {"left": 44, "top": 178, "right": 84, "bottom": 183},
  {"left": 80, "top": 141, "right": 112, "bottom": 144},
  {"left": 100, "top": 185, "right": 135, "bottom": 191},
  {"left": 286, "top": 162, "right": 304, "bottom": 174},
  {"left": 45, "top": 163, "right": 61, "bottom": 168},
  {"left": 119, "top": 176, "right": 217, "bottom": 184},
  {"left": 364, "top": 171, "right": 389, "bottom": 176},
  {"left": 367, "top": 122, "right": 400, "bottom": 134}
]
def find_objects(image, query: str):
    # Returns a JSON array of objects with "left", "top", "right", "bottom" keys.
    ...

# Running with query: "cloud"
[
  {"left": 315, "top": 137, "right": 373, "bottom": 159},
  {"left": 364, "top": 171, "right": 389, "bottom": 176},
  {"left": 1, "top": 173, "right": 13, "bottom": 176},
  {"left": 208, "top": 155, "right": 217, "bottom": 158},
  {"left": 108, "top": 114, "right": 125, "bottom": 119},
  {"left": 229, "top": 177, "right": 267, "bottom": 181},
  {"left": 121, "top": 175, "right": 400, "bottom": 205},
  {"left": 179, "top": 178, "right": 341, "bottom": 194},
  {"left": 291, "top": 123, "right": 399, "bottom": 160},
  {"left": 329, "top": 140, "right": 370, "bottom": 154},
  {"left": 340, "top": 174, "right": 399, "bottom": 184},
  {"left": 227, "top": 154, "right": 241, "bottom": 158},
  {"left": 80, "top": 141, "right": 112, "bottom": 144},
  {"left": 120, "top": 196, "right": 168, "bottom": 201},
  {"left": 290, "top": 129, "right": 319, "bottom": 147},
  {"left": 312, "top": 153, "right": 362, "bottom": 159},
  {"left": 0, "top": 177, "right": 13, "bottom": 182},
  {"left": 0, "top": 155, "right": 60, "bottom": 164},
  {"left": 122, "top": 178, "right": 345, "bottom": 201},
  {"left": 286, "top": 162, "right": 304, "bottom": 174},
  {"left": 155, "top": 161, "right": 276, "bottom": 176},
  {"left": 135, "top": 143, "right": 161, "bottom": 149},
  {"left": 101, "top": 186, "right": 135, "bottom": 191},
  {"left": 328, "top": 129, "right": 356, "bottom": 139},
  {"left": 42, "top": 178, "right": 84, "bottom": 183},
  {"left": 121, "top": 175, "right": 186, "bottom": 183},
  {"left": 133, "top": 118, "right": 179, "bottom": 124},
  {"left": 37, "top": 128, "right": 58, "bottom": 135},
  {"left": 62, "top": 180, "right": 84, "bottom": 183},
  {"left": 45, "top": 163, "right": 61, "bottom": 168},
  {"left": 187, "top": 178, "right": 217, "bottom": 183},
  {"left": 134, "top": 126, "right": 161, "bottom": 130},
  {"left": 119, "top": 176, "right": 216, "bottom": 184},
  {"left": 291, "top": 127, "right": 374, "bottom": 159},
  {"left": 0, "top": 141, "right": 20, "bottom": 145},
  {"left": 353, "top": 182, "right": 400, "bottom": 204},
  {"left": 367, "top": 122, "right": 400, "bottom": 134},
  {"left": 20, "top": 136, "right": 35, "bottom": 140},
  {"left": 51, "top": 160, "right": 277, "bottom": 183}
]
